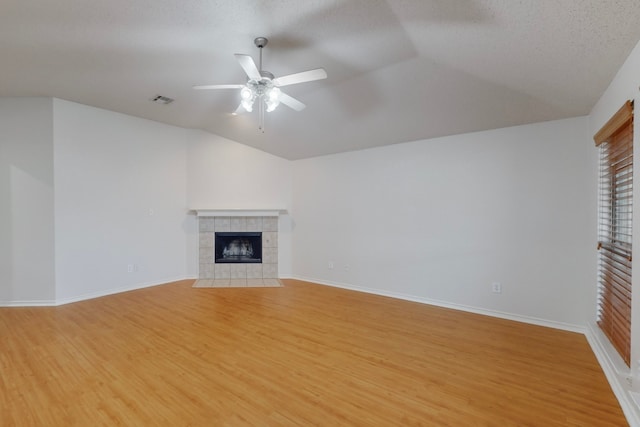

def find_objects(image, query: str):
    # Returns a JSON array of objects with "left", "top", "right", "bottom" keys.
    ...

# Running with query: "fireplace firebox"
[{"left": 215, "top": 232, "right": 262, "bottom": 264}]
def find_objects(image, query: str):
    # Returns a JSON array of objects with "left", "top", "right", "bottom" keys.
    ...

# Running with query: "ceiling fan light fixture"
[
  {"left": 265, "top": 101, "right": 279, "bottom": 113},
  {"left": 265, "top": 87, "right": 281, "bottom": 112},
  {"left": 268, "top": 86, "right": 280, "bottom": 102},
  {"left": 241, "top": 98, "right": 254, "bottom": 112},
  {"left": 241, "top": 86, "right": 253, "bottom": 100},
  {"left": 241, "top": 84, "right": 257, "bottom": 112}
]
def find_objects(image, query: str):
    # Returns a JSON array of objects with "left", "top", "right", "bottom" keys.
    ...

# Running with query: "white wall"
[
  {"left": 0, "top": 98, "right": 56, "bottom": 304},
  {"left": 53, "top": 99, "right": 190, "bottom": 302},
  {"left": 588, "top": 38, "right": 640, "bottom": 426},
  {"left": 292, "top": 116, "right": 596, "bottom": 328},
  {"left": 0, "top": 97, "right": 294, "bottom": 304},
  {"left": 590, "top": 40, "right": 640, "bottom": 137},
  {"left": 186, "top": 130, "right": 293, "bottom": 277}
]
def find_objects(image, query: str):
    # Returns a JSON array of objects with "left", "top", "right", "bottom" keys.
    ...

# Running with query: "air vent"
[{"left": 151, "top": 95, "right": 174, "bottom": 105}]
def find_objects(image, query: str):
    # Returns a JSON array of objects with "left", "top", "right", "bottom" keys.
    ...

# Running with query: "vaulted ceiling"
[{"left": 2, "top": 0, "right": 640, "bottom": 159}]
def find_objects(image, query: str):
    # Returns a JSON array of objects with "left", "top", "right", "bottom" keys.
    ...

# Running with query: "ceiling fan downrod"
[
  {"left": 253, "top": 37, "right": 269, "bottom": 132},
  {"left": 254, "top": 37, "right": 268, "bottom": 72}
]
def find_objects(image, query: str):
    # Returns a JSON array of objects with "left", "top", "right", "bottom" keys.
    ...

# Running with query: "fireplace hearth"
[{"left": 215, "top": 232, "right": 262, "bottom": 264}]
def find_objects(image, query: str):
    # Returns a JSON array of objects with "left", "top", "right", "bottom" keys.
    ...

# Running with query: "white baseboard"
[
  {"left": 0, "top": 299, "right": 57, "bottom": 307},
  {"left": 585, "top": 324, "right": 640, "bottom": 427},
  {"left": 291, "top": 275, "right": 586, "bottom": 334},
  {"left": 1, "top": 276, "right": 198, "bottom": 307},
  {"left": 54, "top": 275, "right": 191, "bottom": 306}
]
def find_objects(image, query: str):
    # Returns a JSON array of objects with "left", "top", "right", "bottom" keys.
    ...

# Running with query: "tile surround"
[
  {"left": 263, "top": 247, "right": 278, "bottom": 264},
  {"left": 199, "top": 232, "right": 213, "bottom": 248},
  {"left": 230, "top": 217, "right": 247, "bottom": 232},
  {"left": 198, "top": 216, "right": 278, "bottom": 280},
  {"left": 230, "top": 264, "right": 247, "bottom": 279},
  {"left": 262, "top": 232, "right": 277, "bottom": 248},
  {"left": 247, "top": 264, "right": 263, "bottom": 279},
  {"left": 246, "top": 217, "right": 262, "bottom": 231},
  {"left": 214, "top": 217, "right": 231, "bottom": 231},
  {"left": 262, "top": 217, "right": 278, "bottom": 232},
  {"left": 214, "top": 264, "right": 230, "bottom": 279}
]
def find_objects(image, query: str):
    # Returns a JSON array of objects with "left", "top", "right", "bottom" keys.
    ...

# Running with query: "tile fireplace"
[{"left": 195, "top": 210, "right": 284, "bottom": 280}]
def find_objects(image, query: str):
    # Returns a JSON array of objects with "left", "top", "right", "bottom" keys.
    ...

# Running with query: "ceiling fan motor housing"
[
  {"left": 254, "top": 37, "right": 268, "bottom": 49},
  {"left": 259, "top": 71, "right": 274, "bottom": 81}
]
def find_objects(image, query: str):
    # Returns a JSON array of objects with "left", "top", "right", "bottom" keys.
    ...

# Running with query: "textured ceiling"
[{"left": 1, "top": 0, "right": 640, "bottom": 159}]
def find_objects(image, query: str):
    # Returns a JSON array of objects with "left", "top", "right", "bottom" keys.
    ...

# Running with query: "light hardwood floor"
[{"left": 0, "top": 279, "right": 627, "bottom": 426}]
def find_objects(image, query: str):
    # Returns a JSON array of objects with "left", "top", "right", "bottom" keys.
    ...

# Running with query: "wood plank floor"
[{"left": 0, "top": 279, "right": 627, "bottom": 426}]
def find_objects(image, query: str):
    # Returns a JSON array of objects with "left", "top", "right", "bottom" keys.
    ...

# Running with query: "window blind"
[{"left": 595, "top": 100, "right": 633, "bottom": 367}]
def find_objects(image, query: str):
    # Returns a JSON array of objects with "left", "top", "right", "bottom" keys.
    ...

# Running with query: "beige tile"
[
  {"left": 212, "top": 279, "right": 230, "bottom": 287},
  {"left": 193, "top": 279, "right": 214, "bottom": 288},
  {"left": 230, "top": 217, "right": 247, "bottom": 232},
  {"left": 199, "top": 232, "right": 213, "bottom": 248},
  {"left": 199, "top": 247, "right": 214, "bottom": 263},
  {"left": 200, "top": 264, "right": 215, "bottom": 279},
  {"left": 262, "top": 279, "right": 283, "bottom": 287},
  {"left": 262, "top": 217, "right": 278, "bottom": 232},
  {"left": 246, "top": 264, "right": 263, "bottom": 279},
  {"left": 262, "top": 263, "right": 278, "bottom": 278},
  {"left": 214, "top": 217, "right": 230, "bottom": 231},
  {"left": 262, "top": 232, "right": 277, "bottom": 248},
  {"left": 229, "top": 279, "right": 247, "bottom": 287},
  {"left": 199, "top": 218, "right": 215, "bottom": 232},
  {"left": 246, "top": 279, "right": 265, "bottom": 287},
  {"left": 230, "top": 264, "right": 247, "bottom": 279},
  {"left": 246, "top": 217, "right": 262, "bottom": 232},
  {"left": 214, "top": 264, "right": 230, "bottom": 279},
  {"left": 263, "top": 247, "right": 278, "bottom": 264}
]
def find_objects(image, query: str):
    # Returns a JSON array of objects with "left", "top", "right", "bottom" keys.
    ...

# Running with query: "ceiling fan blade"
[
  {"left": 273, "top": 68, "right": 327, "bottom": 87},
  {"left": 235, "top": 54, "right": 261, "bottom": 80},
  {"left": 232, "top": 103, "right": 246, "bottom": 115},
  {"left": 279, "top": 92, "right": 306, "bottom": 111},
  {"left": 192, "top": 84, "right": 244, "bottom": 90}
]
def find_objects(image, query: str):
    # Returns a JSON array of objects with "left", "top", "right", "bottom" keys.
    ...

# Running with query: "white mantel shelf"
[{"left": 192, "top": 209, "right": 287, "bottom": 217}]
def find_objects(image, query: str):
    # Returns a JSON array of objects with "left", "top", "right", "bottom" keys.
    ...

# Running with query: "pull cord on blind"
[{"left": 595, "top": 100, "right": 634, "bottom": 367}]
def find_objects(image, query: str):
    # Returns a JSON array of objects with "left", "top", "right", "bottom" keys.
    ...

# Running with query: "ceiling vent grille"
[{"left": 151, "top": 95, "right": 174, "bottom": 105}]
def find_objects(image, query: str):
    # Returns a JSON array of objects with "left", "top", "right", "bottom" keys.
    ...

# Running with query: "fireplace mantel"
[{"left": 193, "top": 209, "right": 287, "bottom": 217}]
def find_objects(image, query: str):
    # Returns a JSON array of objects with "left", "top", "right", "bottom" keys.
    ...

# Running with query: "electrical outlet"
[
  {"left": 328, "top": 261, "right": 334, "bottom": 269},
  {"left": 491, "top": 282, "right": 502, "bottom": 293},
  {"left": 127, "top": 264, "right": 134, "bottom": 273}
]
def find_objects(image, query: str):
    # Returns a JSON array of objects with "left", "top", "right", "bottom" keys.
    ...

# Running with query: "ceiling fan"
[{"left": 194, "top": 37, "right": 327, "bottom": 131}]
